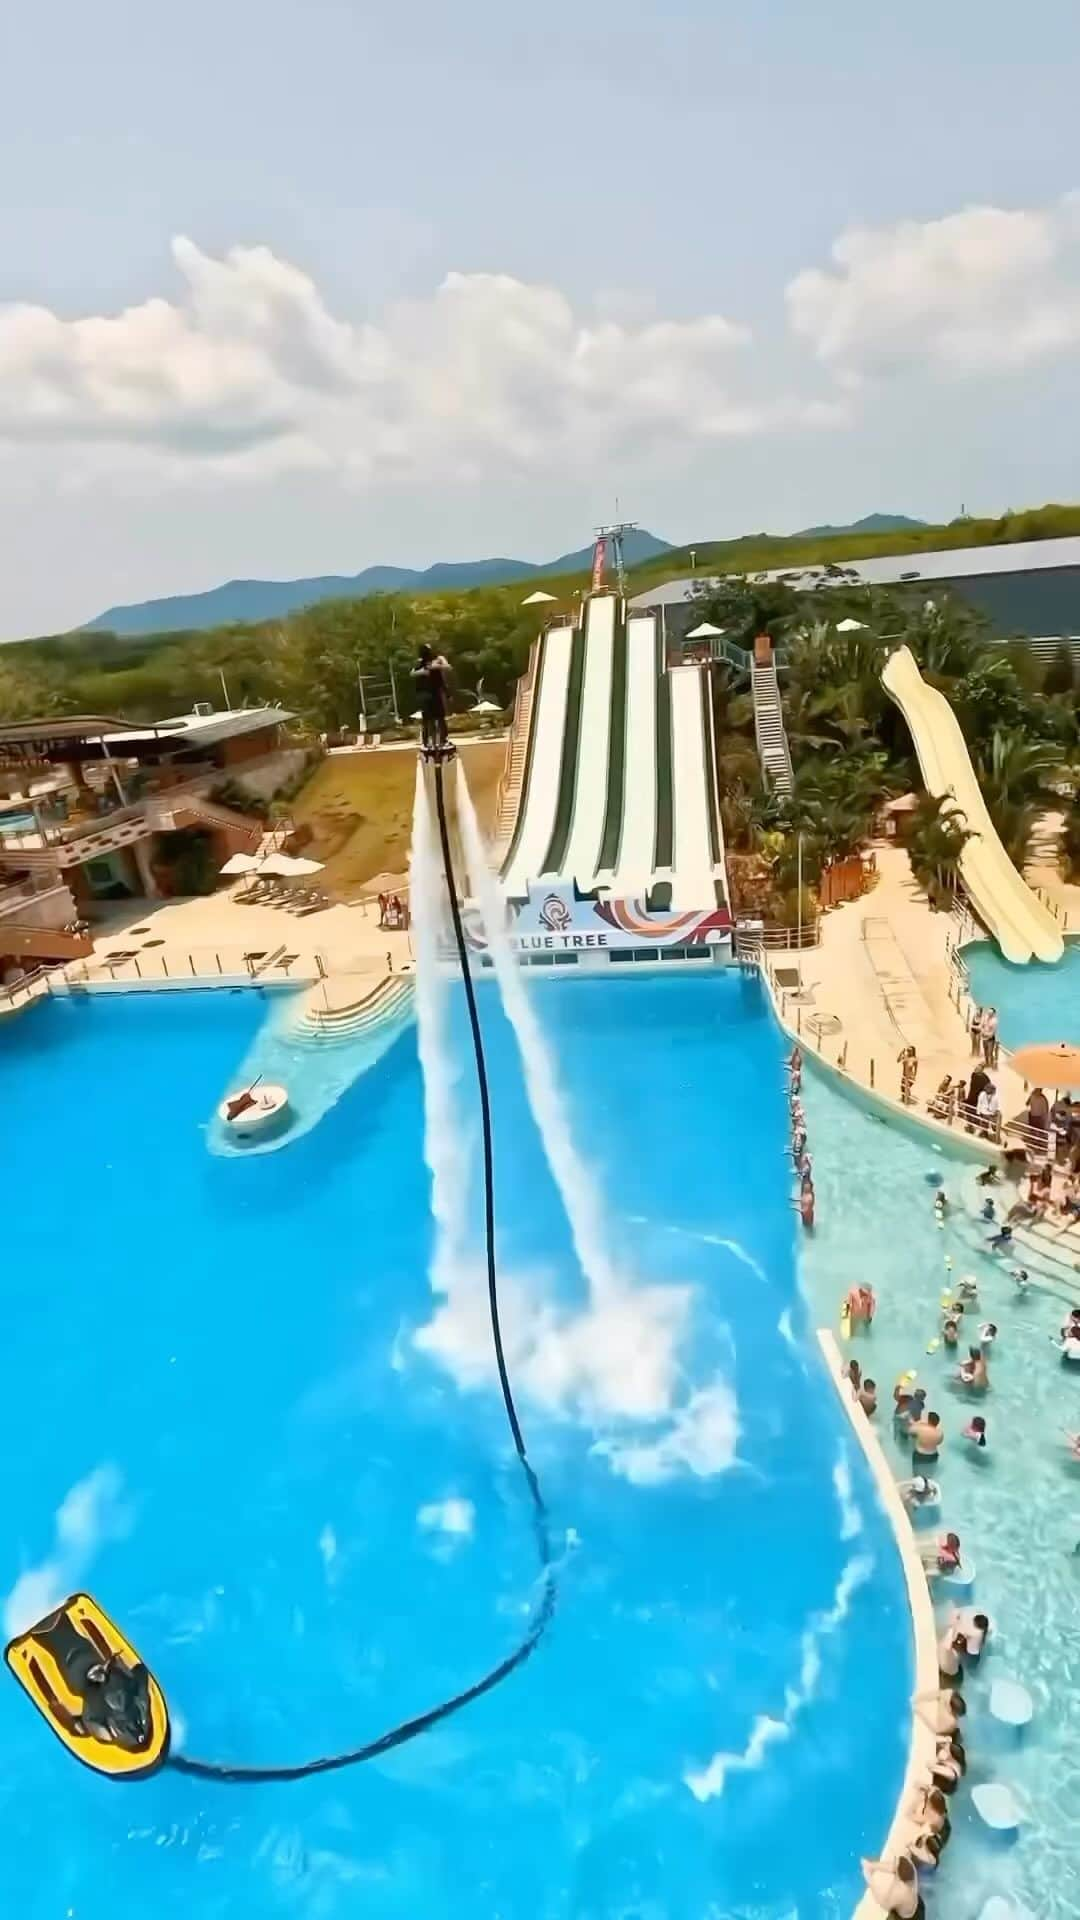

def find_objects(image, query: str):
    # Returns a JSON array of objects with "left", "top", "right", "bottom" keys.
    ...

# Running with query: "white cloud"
[
  {"left": 787, "top": 192, "right": 1080, "bottom": 375},
  {"left": 0, "top": 237, "right": 827, "bottom": 481},
  {"left": 417, "top": 1497, "right": 476, "bottom": 1540},
  {"left": 4, "top": 1465, "right": 130, "bottom": 1639}
]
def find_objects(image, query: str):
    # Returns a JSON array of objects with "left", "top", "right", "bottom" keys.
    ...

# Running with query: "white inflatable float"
[
  {"left": 989, "top": 1678, "right": 1034, "bottom": 1730},
  {"left": 218, "top": 1082, "right": 290, "bottom": 1139},
  {"left": 972, "top": 1783, "right": 1024, "bottom": 1833}
]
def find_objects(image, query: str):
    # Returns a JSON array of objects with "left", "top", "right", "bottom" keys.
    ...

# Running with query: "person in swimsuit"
[
  {"left": 861, "top": 1853, "right": 922, "bottom": 1920},
  {"left": 937, "top": 1624, "right": 967, "bottom": 1688},
  {"left": 907, "top": 1409, "right": 944, "bottom": 1467},
  {"left": 909, "top": 1785, "right": 952, "bottom": 1867},
  {"left": 913, "top": 1687, "right": 966, "bottom": 1737},
  {"left": 949, "top": 1608, "right": 989, "bottom": 1658},
  {"left": 957, "top": 1346, "right": 988, "bottom": 1392},
  {"left": 930, "top": 1734, "right": 966, "bottom": 1796}
]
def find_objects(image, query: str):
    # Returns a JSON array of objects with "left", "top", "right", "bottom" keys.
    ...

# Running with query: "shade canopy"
[
  {"left": 220, "top": 852, "right": 260, "bottom": 875},
  {"left": 686, "top": 621, "right": 725, "bottom": 638},
  {"left": 836, "top": 617, "right": 867, "bottom": 631},
  {"left": 471, "top": 698, "right": 502, "bottom": 713},
  {"left": 521, "top": 589, "right": 558, "bottom": 605},
  {"left": 1011, "top": 1042, "right": 1080, "bottom": 1089}
]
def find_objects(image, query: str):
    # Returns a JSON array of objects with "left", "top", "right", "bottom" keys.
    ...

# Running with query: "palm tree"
[
  {"left": 906, "top": 794, "right": 975, "bottom": 907},
  {"left": 972, "top": 729, "right": 1063, "bottom": 868}
]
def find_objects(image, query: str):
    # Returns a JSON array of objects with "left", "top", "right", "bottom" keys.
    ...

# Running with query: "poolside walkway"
[
  {"left": 59, "top": 889, "right": 413, "bottom": 991},
  {"left": 776, "top": 842, "right": 1027, "bottom": 1125}
]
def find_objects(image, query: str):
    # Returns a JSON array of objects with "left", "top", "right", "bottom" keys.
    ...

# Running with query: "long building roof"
[{"left": 629, "top": 534, "right": 1080, "bottom": 609}]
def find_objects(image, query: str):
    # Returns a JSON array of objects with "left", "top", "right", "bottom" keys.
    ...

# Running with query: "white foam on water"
[
  {"left": 684, "top": 1553, "right": 873, "bottom": 1801},
  {"left": 408, "top": 766, "right": 738, "bottom": 1477},
  {"left": 832, "top": 1449, "right": 864, "bottom": 1541},
  {"left": 417, "top": 1497, "right": 475, "bottom": 1540},
  {"left": 457, "top": 769, "right": 621, "bottom": 1305},
  {"left": 4, "top": 1465, "right": 130, "bottom": 1639},
  {"left": 410, "top": 765, "right": 471, "bottom": 1297}
]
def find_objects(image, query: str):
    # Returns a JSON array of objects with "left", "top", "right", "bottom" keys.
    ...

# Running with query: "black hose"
[{"left": 170, "top": 752, "right": 555, "bottom": 1785}]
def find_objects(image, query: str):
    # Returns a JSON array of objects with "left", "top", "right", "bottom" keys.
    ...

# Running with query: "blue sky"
[{"left": 2, "top": 0, "right": 1080, "bottom": 634}]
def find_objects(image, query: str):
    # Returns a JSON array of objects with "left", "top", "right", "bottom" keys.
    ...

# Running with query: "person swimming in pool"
[{"left": 957, "top": 1346, "right": 988, "bottom": 1391}]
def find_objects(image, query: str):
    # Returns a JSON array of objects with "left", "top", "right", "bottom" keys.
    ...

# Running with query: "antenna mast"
[{"left": 593, "top": 516, "right": 639, "bottom": 596}]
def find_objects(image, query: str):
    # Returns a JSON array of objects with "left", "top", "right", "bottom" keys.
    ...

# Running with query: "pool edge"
[{"left": 817, "top": 1329, "right": 938, "bottom": 1920}]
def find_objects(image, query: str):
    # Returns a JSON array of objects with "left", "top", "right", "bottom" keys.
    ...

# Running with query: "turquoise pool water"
[
  {"left": 0, "top": 977, "right": 908, "bottom": 1920},
  {"left": 803, "top": 1065, "right": 1080, "bottom": 1920},
  {"left": 964, "top": 938, "right": 1080, "bottom": 1048}
]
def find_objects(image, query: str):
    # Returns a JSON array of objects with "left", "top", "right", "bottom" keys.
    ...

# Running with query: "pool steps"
[{"left": 290, "top": 972, "right": 415, "bottom": 1046}]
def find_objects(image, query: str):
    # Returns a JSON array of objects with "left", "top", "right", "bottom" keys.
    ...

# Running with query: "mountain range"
[
  {"left": 80, "top": 513, "right": 926, "bottom": 637},
  {"left": 82, "top": 529, "right": 674, "bottom": 636},
  {"left": 785, "top": 512, "right": 927, "bottom": 541}
]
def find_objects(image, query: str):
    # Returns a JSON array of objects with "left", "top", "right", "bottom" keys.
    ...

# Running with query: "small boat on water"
[{"left": 218, "top": 1081, "right": 290, "bottom": 1139}]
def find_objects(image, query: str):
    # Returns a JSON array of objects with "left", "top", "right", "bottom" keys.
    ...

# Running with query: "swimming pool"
[
  {"left": 802, "top": 1066, "right": 1080, "bottom": 1920},
  {"left": 0, "top": 976, "right": 908, "bottom": 1920},
  {"left": 964, "top": 938, "right": 1080, "bottom": 1049}
]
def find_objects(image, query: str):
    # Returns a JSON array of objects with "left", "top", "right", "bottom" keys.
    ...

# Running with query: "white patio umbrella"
[
  {"left": 836, "top": 617, "right": 866, "bottom": 631},
  {"left": 686, "top": 621, "right": 726, "bottom": 638},
  {"left": 521, "top": 589, "right": 557, "bottom": 605},
  {"left": 471, "top": 698, "right": 502, "bottom": 713},
  {"left": 220, "top": 851, "right": 260, "bottom": 876},
  {"left": 258, "top": 852, "right": 325, "bottom": 878},
  {"left": 410, "top": 709, "right": 424, "bottom": 721}
]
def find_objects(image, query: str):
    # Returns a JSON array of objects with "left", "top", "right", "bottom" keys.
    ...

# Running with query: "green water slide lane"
[
  {"left": 596, "top": 604, "right": 629, "bottom": 876},
  {"left": 540, "top": 619, "right": 587, "bottom": 876}
]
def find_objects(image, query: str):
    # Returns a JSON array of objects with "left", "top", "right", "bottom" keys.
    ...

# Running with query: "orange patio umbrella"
[{"left": 1011, "top": 1042, "right": 1080, "bottom": 1090}]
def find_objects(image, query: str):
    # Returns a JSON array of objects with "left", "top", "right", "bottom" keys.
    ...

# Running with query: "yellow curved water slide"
[{"left": 881, "top": 645, "right": 1063, "bottom": 965}]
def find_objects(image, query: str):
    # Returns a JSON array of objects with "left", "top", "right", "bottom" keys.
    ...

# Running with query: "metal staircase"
[
  {"left": 751, "top": 658, "right": 794, "bottom": 795},
  {"left": 494, "top": 645, "right": 537, "bottom": 854}
]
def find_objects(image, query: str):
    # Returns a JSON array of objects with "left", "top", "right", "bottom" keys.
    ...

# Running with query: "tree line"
[{"left": 0, "top": 580, "right": 570, "bottom": 734}]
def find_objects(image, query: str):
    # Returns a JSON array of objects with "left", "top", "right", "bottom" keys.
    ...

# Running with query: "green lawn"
[{"left": 291, "top": 741, "right": 506, "bottom": 894}]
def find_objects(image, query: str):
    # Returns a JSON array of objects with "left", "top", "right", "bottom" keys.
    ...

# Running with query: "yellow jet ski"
[{"left": 5, "top": 1592, "right": 169, "bottom": 1779}]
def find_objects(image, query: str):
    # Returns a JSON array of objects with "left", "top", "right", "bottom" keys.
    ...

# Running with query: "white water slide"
[
  {"left": 501, "top": 623, "right": 574, "bottom": 899},
  {"left": 670, "top": 664, "right": 721, "bottom": 910},
  {"left": 882, "top": 644, "right": 1063, "bottom": 966},
  {"left": 606, "top": 613, "right": 659, "bottom": 894},
  {"left": 557, "top": 593, "right": 616, "bottom": 887},
  {"left": 501, "top": 598, "right": 724, "bottom": 911}
]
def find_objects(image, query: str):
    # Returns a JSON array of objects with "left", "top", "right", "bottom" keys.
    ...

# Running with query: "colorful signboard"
[{"left": 460, "top": 882, "right": 731, "bottom": 957}]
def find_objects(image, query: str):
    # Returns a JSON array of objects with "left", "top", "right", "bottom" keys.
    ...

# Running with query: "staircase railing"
[
  {"left": 750, "top": 660, "right": 794, "bottom": 794},
  {"left": 494, "top": 642, "right": 537, "bottom": 847}
]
